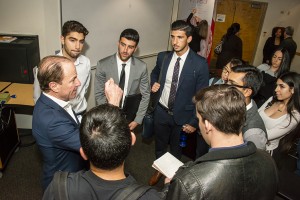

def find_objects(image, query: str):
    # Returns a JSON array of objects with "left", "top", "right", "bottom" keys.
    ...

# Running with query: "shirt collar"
[
  {"left": 43, "top": 92, "right": 70, "bottom": 108},
  {"left": 58, "top": 50, "right": 82, "bottom": 66},
  {"left": 116, "top": 53, "right": 132, "bottom": 66},
  {"left": 173, "top": 47, "right": 190, "bottom": 63},
  {"left": 246, "top": 99, "right": 253, "bottom": 110},
  {"left": 209, "top": 142, "right": 247, "bottom": 152}
]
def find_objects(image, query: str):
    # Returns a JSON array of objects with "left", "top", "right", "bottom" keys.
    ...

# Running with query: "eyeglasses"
[
  {"left": 226, "top": 82, "right": 251, "bottom": 90},
  {"left": 222, "top": 66, "right": 231, "bottom": 74}
]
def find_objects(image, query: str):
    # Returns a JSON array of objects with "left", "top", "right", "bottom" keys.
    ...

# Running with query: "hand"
[
  {"left": 182, "top": 124, "right": 196, "bottom": 134},
  {"left": 192, "top": 8, "right": 197, "bottom": 14},
  {"left": 164, "top": 177, "right": 172, "bottom": 184},
  {"left": 129, "top": 121, "right": 139, "bottom": 131},
  {"left": 151, "top": 82, "right": 160, "bottom": 92},
  {"left": 105, "top": 78, "right": 123, "bottom": 106}
]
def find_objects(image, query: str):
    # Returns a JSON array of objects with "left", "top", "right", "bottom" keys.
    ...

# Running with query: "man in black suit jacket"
[
  {"left": 280, "top": 26, "right": 297, "bottom": 63},
  {"left": 149, "top": 20, "right": 209, "bottom": 185}
]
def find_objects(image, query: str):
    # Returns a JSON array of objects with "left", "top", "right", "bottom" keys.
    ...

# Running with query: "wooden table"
[
  {"left": 3, "top": 83, "right": 34, "bottom": 106},
  {"left": 0, "top": 82, "right": 11, "bottom": 92}
]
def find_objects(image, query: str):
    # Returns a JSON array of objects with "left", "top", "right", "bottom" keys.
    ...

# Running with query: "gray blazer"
[{"left": 94, "top": 54, "right": 150, "bottom": 124}]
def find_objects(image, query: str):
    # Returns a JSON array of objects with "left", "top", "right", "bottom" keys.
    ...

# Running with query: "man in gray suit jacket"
[
  {"left": 227, "top": 65, "right": 267, "bottom": 150},
  {"left": 95, "top": 28, "right": 150, "bottom": 130}
]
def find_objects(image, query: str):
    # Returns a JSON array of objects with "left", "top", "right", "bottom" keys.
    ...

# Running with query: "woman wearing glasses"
[
  {"left": 254, "top": 47, "right": 290, "bottom": 108},
  {"left": 258, "top": 72, "right": 300, "bottom": 155},
  {"left": 209, "top": 58, "right": 242, "bottom": 86}
]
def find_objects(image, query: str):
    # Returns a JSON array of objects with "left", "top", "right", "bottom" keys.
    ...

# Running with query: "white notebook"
[{"left": 152, "top": 152, "right": 184, "bottom": 178}]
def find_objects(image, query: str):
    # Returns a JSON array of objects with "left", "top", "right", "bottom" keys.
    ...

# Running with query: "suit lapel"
[
  {"left": 40, "top": 93, "right": 79, "bottom": 126},
  {"left": 178, "top": 51, "right": 193, "bottom": 89},
  {"left": 160, "top": 52, "right": 173, "bottom": 90},
  {"left": 127, "top": 57, "right": 136, "bottom": 95},
  {"left": 110, "top": 55, "right": 119, "bottom": 84}
]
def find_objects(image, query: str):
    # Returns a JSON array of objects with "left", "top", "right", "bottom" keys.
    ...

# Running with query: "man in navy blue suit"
[
  {"left": 32, "top": 55, "right": 123, "bottom": 190},
  {"left": 149, "top": 20, "right": 209, "bottom": 185}
]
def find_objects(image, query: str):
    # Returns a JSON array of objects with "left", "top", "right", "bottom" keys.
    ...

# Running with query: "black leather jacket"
[{"left": 163, "top": 142, "right": 278, "bottom": 200}]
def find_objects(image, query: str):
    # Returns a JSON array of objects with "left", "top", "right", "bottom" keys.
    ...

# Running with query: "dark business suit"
[
  {"left": 280, "top": 37, "right": 297, "bottom": 63},
  {"left": 32, "top": 93, "right": 86, "bottom": 190},
  {"left": 151, "top": 50, "right": 209, "bottom": 159}
]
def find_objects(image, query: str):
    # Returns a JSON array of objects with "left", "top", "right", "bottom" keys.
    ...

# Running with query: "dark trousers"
[{"left": 154, "top": 104, "right": 182, "bottom": 159}]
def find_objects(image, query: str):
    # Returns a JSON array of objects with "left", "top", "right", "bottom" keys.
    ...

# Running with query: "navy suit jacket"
[
  {"left": 32, "top": 93, "right": 86, "bottom": 189},
  {"left": 151, "top": 50, "right": 209, "bottom": 127}
]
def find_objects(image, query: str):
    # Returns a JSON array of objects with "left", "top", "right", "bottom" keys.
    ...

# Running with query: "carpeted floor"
[{"left": 0, "top": 129, "right": 179, "bottom": 200}]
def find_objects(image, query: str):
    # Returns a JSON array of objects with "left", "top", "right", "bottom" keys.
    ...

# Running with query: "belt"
[{"left": 158, "top": 102, "right": 173, "bottom": 116}]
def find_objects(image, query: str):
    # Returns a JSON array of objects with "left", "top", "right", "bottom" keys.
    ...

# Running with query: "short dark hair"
[
  {"left": 285, "top": 26, "right": 294, "bottom": 36},
  {"left": 62, "top": 20, "right": 89, "bottom": 37},
  {"left": 231, "top": 65, "right": 263, "bottom": 97},
  {"left": 80, "top": 104, "right": 131, "bottom": 170},
  {"left": 37, "top": 55, "right": 71, "bottom": 92},
  {"left": 119, "top": 28, "right": 139, "bottom": 45},
  {"left": 194, "top": 85, "right": 246, "bottom": 135},
  {"left": 171, "top": 20, "right": 192, "bottom": 37},
  {"left": 229, "top": 58, "right": 243, "bottom": 67}
]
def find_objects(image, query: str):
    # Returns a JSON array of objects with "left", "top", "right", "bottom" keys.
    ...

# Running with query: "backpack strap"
[
  {"left": 53, "top": 171, "right": 69, "bottom": 200},
  {"left": 112, "top": 183, "right": 152, "bottom": 200}
]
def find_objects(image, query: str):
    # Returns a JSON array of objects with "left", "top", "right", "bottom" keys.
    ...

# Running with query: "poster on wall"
[{"left": 177, "top": 0, "right": 216, "bottom": 65}]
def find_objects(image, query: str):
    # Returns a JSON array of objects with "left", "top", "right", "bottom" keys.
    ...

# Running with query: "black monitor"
[{"left": 0, "top": 34, "right": 40, "bottom": 83}]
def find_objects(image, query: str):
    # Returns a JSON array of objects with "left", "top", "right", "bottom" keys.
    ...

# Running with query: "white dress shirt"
[
  {"left": 159, "top": 48, "right": 190, "bottom": 108},
  {"left": 33, "top": 50, "right": 91, "bottom": 114},
  {"left": 116, "top": 53, "right": 131, "bottom": 107}
]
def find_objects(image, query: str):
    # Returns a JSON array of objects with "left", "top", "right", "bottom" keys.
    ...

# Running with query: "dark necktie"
[
  {"left": 119, "top": 63, "right": 126, "bottom": 107},
  {"left": 119, "top": 63, "right": 126, "bottom": 91},
  {"left": 168, "top": 57, "right": 181, "bottom": 110}
]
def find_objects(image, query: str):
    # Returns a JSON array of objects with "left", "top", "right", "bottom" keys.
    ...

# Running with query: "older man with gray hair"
[{"left": 280, "top": 26, "right": 297, "bottom": 63}]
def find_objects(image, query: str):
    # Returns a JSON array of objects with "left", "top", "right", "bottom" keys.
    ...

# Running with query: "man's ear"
[
  {"left": 204, "top": 120, "right": 212, "bottom": 132},
  {"left": 187, "top": 36, "right": 192, "bottom": 44},
  {"left": 131, "top": 132, "right": 136, "bottom": 146},
  {"left": 80, "top": 147, "right": 88, "bottom": 161},
  {"left": 49, "top": 81, "right": 59, "bottom": 93},
  {"left": 60, "top": 36, "right": 65, "bottom": 46}
]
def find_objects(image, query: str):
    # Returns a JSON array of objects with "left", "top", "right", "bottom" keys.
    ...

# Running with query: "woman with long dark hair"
[
  {"left": 262, "top": 27, "right": 284, "bottom": 64},
  {"left": 216, "top": 23, "right": 242, "bottom": 69},
  {"left": 258, "top": 72, "right": 300, "bottom": 154},
  {"left": 254, "top": 47, "right": 290, "bottom": 107}
]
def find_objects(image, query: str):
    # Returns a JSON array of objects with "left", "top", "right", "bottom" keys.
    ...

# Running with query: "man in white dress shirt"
[{"left": 34, "top": 20, "right": 91, "bottom": 118}]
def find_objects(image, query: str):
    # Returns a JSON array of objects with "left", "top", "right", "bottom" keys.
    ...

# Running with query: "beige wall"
[
  {"left": 252, "top": 0, "right": 300, "bottom": 73},
  {"left": 0, "top": 0, "right": 61, "bottom": 57},
  {"left": 1, "top": 0, "right": 299, "bottom": 128}
]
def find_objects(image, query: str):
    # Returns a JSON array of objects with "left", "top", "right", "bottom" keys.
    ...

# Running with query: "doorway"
[{"left": 210, "top": 0, "right": 268, "bottom": 68}]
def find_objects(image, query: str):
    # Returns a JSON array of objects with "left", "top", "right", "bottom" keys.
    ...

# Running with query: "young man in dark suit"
[{"left": 149, "top": 20, "right": 209, "bottom": 185}]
